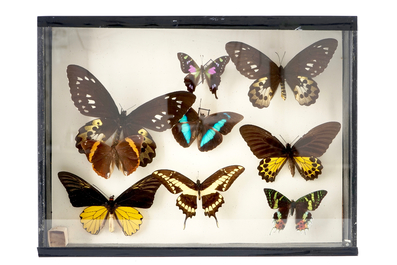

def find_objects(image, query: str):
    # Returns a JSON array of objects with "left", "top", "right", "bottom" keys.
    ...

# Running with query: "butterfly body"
[
  {"left": 240, "top": 122, "right": 341, "bottom": 182},
  {"left": 172, "top": 108, "right": 243, "bottom": 152},
  {"left": 177, "top": 53, "right": 230, "bottom": 99},
  {"left": 225, "top": 39, "right": 338, "bottom": 108},
  {"left": 58, "top": 171, "right": 161, "bottom": 235},
  {"left": 152, "top": 165, "right": 245, "bottom": 228},
  {"left": 264, "top": 188, "right": 327, "bottom": 232},
  {"left": 67, "top": 65, "right": 196, "bottom": 168}
]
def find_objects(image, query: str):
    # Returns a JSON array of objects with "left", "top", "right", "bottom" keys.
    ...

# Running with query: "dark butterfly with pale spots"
[
  {"left": 239, "top": 122, "right": 341, "bottom": 182},
  {"left": 152, "top": 165, "right": 245, "bottom": 228},
  {"left": 58, "top": 171, "right": 161, "bottom": 236},
  {"left": 67, "top": 65, "right": 196, "bottom": 176},
  {"left": 177, "top": 53, "right": 230, "bottom": 99},
  {"left": 171, "top": 107, "right": 243, "bottom": 152},
  {"left": 225, "top": 39, "right": 338, "bottom": 108},
  {"left": 264, "top": 188, "right": 327, "bottom": 232}
]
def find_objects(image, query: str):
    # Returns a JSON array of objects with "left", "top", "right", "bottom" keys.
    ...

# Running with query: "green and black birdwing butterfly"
[
  {"left": 172, "top": 107, "right": 243, "bottom": 152},
  {"left": 225, "top": 39, "right": 338, "bottom": 108},
  {"left": 67, "top": 65, "right": 196, "bottom": 172},
  {"left": 239, "top": 122, "right": 341, "bottom": 182},
  {"left": 177, "top": 53, "right": 230, "bottom": 99},
  {"left": 152, "top": 165, "right": 245, "bottom": 228},
  {"left": 58, "top": 171, "right": 161, "bottom": 236},
  {"left": 264, "top": 188, "right": 327, "bottom": 232}
]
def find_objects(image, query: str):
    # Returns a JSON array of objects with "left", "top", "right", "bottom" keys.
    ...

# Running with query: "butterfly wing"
[
  {"left": 284, "top": 38, "right": 338, "bottom": 106},
  {"left": 263, "top": 188, "right": 291, "bottom": 231},
  {"left": 171, "top": 108, "right": 200, "bottom": 148},
  {"left": 75, "top": 122, "right": 156, "bottom": 168},
  {"left": 198, "top": 112, "right": 244, "bottom": 152},
  {"left": 58, "top": 172, "right": 111, "bottom": 235},
  {"left": 200, "top": 165, "right": 245, "bottom": 226},
  {"left": 177, "top": 53, "right": 202, "bottom": 93},
  {"left": 152, "top": 170, "right": 198, "bottom": 228},
  {"left": 113, "top": 207, "right": 143, "bottom": 236},
  {"left": 203, "top": 56, "right": 230, "bottom": 99},
  {"left": 79, "top": 205, "right": 110, "bottom": 235},
  {"left": 294, "top": 190, "right": 328, "bottom": 231},
  {"left": 58, "top": 171, "right": 109, "bottom": 207},
  {"left": 240, "top": 125, "right": 289, "bottom": 182},
  {"left": 115, "top": 174, "right": 162, "bottom": 209},
  {"left": 80, "top": 140, "right": 115, "bottom": 179},
  {"left": 124, "top": 91, "right": 196, "bottom": 133},
  {"left": 67, "top": 65, "right": 120, "bottom": 119},
  {"left": 114, "top": 135, "right": 143, "bottom": 176},
  {"left": 136, "top": 128, "right": 157, "bottom": 167},
  {"left": 225, "top": 41, "right": 281, "bottom": 108},
  {"left": 291, "top": 122, "right": 341, "bottom": 180}
]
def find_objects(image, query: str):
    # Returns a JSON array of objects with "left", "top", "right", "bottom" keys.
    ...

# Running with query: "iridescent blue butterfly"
[
  {"left": 171, "top": 108, "right": 243, "bottom": 152},
  {"left": 177, "top": 53, "right": 230, "bottom": 99}
]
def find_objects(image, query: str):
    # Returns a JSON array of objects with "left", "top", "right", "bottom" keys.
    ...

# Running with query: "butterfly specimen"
[
  {"left": 67, "top": 64, "right": 196, "bottom": 169},
  {"left": 152, "top": 165, "right": 245, "bottom": 228},
  {"left": 80, "top": 135, "right": 143, "bottom": 179},
  {"left": 264, "top": 188, "right": 327, "bottom": 232},
  {"left": 225, "top": 39, "right": 338, "bottom": 108},
  {"left": 58, "top": 171, "right": 161, "bottom": 236},
  {"left": 177, "top": 53, "right": 230, "bottom": 99},
  {"left": 172, "top": 107, "right": 243, "bottom": 152},
  {"left": 239, "top": 122, "right": 341, "bottom": 182}
]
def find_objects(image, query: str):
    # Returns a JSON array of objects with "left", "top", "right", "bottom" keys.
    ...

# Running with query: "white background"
[
  {"left": 51, "top": 28, "right": 342, "bottom": 245},
  {"left": 2, "top": 0, "right": 393, "bottom": 264}
]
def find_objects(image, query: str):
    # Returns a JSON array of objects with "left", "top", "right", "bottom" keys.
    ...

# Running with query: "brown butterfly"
[
  {"left": 240, "top": 122, "right": 341, "bottom": 182},
  {"left": 67, "top": 64, "right": 196, "bottom": 167},
  {"left": 81, "top": 135, "right": 143, "bottom": 179},
  {"left": 225, "top": 39, "right": 338, "bottom": 108}
]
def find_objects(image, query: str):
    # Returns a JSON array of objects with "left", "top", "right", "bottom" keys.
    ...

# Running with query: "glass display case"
[{"left": 37, "top": 16, "right": 357, "bottom": 256}]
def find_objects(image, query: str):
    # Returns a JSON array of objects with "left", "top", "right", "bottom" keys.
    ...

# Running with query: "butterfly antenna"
[
  {"left": 92, "top": 184, "right": 108, "bottom": 198},
  {"left": 275, "top": 51, "right": 286, "bottom": 66},
  {"left": 290, "top": 135, "right": 300, "bottom": 146},
  {"left": 279, "top": 135, "right": 287, "bottom": 145},
  {"left": 124, "top": 104, "right": 137, "bottom": 112}
]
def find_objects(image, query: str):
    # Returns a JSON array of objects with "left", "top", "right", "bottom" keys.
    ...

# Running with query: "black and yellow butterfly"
[
  {"left": 58, "top": 171, "right": 161, "bottom": 236},
  {"left": 67, "top": 65, "right": 196, "bottom": 169},
  {"left": 239, "top": 122, "right": 341, "bottom": 182},
  {"left": 177, "top": 53, "right": 230, "bottom": 99},
  {"left": 152, "top": 165, "right": 245, "bottom": 228},
  {"left": 264, "top": 188, "right": 328, "bottom": 232},
  {"left": 225, "top": 39, "right": 338, "bottom": 108},
  {"left": 171, "top": 107, "right": 243, "bottom": 152}
]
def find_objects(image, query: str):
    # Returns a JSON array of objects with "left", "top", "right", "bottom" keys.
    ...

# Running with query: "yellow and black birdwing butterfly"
[
  {"left": 264, "top": 188, "right": 327, "bottom": 232},
  {"left": 225, "top": 39, "right": 338, "bottom": 108},
  {"left": 58, "top": 171, "right": 161, "bottom": 236},
  {"left": 171, "top": 107, "right": 244, "bottom": 152},
  {"left": 80, "top": 135, "right": 143, "bottom": 179},
  {"left": 177, "top": 53, "right": 230, "bottom": 99},
  {"left": 240, "top": 122, "right": 341, "bottom": 182},
  {"left": 152, "top": 165, "right": 245, "bottom": 228},
  {"left": 67, "top": 65, "right": 196, "bottom": 167}
]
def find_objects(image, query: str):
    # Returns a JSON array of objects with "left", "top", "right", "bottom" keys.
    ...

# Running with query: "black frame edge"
[
  {"left": 37, "top": 16, "right": 357, "bottom": 31},
  {"left": 38, "top": 246, "right": 358, "bottom": 257}
]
